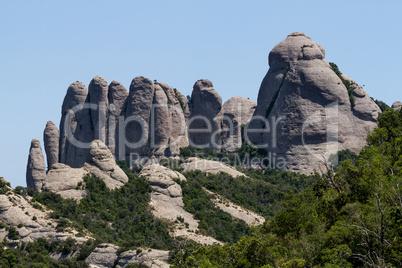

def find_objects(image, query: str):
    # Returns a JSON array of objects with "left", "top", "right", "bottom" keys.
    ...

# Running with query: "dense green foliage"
[
  {"left": 373, "top": 98, "right": 390, "bottom": 112},
  {"left": 172, "top": 108, "right": 402, "bottom": 267},
  {"left": 329, "top": 62, "right": 355, "bottom": 109},
  {"left": 178, "top": 176, "right": 252, "bottom": 243},
  {"left": 183, "top": 170, "right": 312, "bottom": 219},
  {"left": 30, "top": 164, "right": 173, "bottom": 250},
  {"left": 0, "top": 238, "right": 88, "bottom": 267}
]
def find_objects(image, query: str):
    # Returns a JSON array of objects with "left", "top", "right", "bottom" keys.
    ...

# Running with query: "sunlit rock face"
[{"left": 248, "top": 32, "right": 380, "bottom": 174}]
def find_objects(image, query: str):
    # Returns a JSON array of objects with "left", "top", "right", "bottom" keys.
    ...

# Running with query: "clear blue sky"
[{"left": 1, "top": 0, "right": 401, "bottom": 187}]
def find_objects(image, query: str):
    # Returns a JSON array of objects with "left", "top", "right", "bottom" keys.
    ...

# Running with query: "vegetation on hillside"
[
  {"left": 171, "top": 108, "right": 402, "bottom": 267},
  {"left": 329, "top": 62, "right": 355, "bottom": 109}
]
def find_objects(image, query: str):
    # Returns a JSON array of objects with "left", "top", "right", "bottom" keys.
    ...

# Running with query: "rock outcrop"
[
  {"left": 85, "top": 243, "right": 119, "bottom": 268},
  {"left": 181, "top": 157, "right": 247, "bottom": 178},
  {"left": 248, "top": 32, "right": 380, "bottom": 174},
  {"left": 88, "top": 76, "right": 109, "bottom": 143},
  {"left": 85, "top": 243, "right": 170, "bottom": 268},
  {"left": 43, "top": 121, "right": 59, "bottom": 170},
  {"left": 140, "top": 163, "right": 222, "bottom": 245},
  {"left": 392, "top": 101, "right": 402, "bottom": 110},
  {"left": 222, "top": 97, "right": 257, "bottom": 152},
  {"left": 42, "top": 140, "right": 128, "bottom": 200},
  {"left": 84, "top": 140, "right": 128, "bottom": 190},
  {"left": 0, "top": 178, "right": 88, "bottom": 244},
  {"left": 26, "top": 139, "right": 46, "bottom": 191},
  {"left": 188, "top": 79, "right": 224, "bottom": 151}
]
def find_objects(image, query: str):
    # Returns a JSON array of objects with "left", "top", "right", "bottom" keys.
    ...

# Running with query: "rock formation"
[
  {"left": 392, "top": 101, "right": 402, "bottom": 110},
  {"left": 181, "top": 157, "right": 247, "bottom": 178},
  {"left": 140, "top": 162, "right": 222, "bottom": 245},
  {"left": 0, "top": 177, "right": 88, "bottom": 244},
  {"left": 107, "top": 81, "right": 128, "bottom": 156},
  {"left": 222, "top": 97, "right": 257, "bottom": 152},
  {"left": 188, "top": 79, "right": 224, "bottom": 151},
  {"left": 59, "top": 82, "right": 88, "bottom": 165},
  {"left": 43, "top": 121, "right": 59, "bottom": 170},
  {"left": 26, "top": 139, "right": 46, "bottom": 191},
  {"left": 88, "top": 76, "right": 109, "bottom": 142},
  {"left": 248, "top": 32, "right": 381, "bottom": 174},
  {"left": 42, "top": 140, "right": 128, "bottom": 200}
]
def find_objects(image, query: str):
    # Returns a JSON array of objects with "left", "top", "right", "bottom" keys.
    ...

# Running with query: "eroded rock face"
[
  {"left": 107, "top": 81, "right": 128, "bottom": 157},
  {"left": 0, "top": 178, "right": 88, "bottom": 244},
  {"left": 42, "top": 140, "right": 128, "bottom": 200},
  {"left": 88, "top": 76, "right": 109, "bottom": 143},
  {"left": 188, "top": 79, "right": 224, "bottom": 151},
  {"left": 248, "top": 32, "right": 380, "bottom": 174},
  {"left": 222, "top": 97, "right": 257, "bottom": 152},
  {"left": 84, "top": 140, "right": 128, "bottom": 190},
  {"left": 392, "top": 101, "right": 402, "bottom": 110},
  {"left": 85, "top": 243, "right": 119, "bottom": 268},
  {"left": 181, "top": 157, "right": 247, "bottom": 178},
  {"left": 26, "top": 139, "right": 46, "bottom": 191},
  {"left": 43, "top": 163, "right": 88, "bottom": 200},
  {"left": 43, "top": 121, "right": 59, "bottom": 170},
  {"left": 122, "top": 76, "right": 155, "bottom": 160},
  {"left": 140, "top": 163, "right": 221, "bottom": 245},
  {"left": 116, "top": 248, "right": 170, "bottom": 268},
  {"left": 59, "top": 82, "right": 88, "bottom": 165}
]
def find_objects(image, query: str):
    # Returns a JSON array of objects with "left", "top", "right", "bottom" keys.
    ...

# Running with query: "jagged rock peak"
[
  {"left": 26, "top": 139, "right": 46, "bottom": 191},
  {"left": 43, "top": 121, "right": 59, "bottom": 170}
]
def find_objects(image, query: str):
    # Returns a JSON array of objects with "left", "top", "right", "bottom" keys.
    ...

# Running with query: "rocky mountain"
[{"left": 248, "top": 32, "right": 381, "bottom": 174}]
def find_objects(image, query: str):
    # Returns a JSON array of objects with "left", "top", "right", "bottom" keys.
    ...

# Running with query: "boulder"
[
  {"left": 222, "top": 97, "right": 257, "bottom": 152},
  {"left": 248, "top": 32, "right": 380, "bottom": 174},
  {"left": 43, "top": 163, "right": 88, "bottom": 200},
  {"left": 43, "top": 121, "right": 59, "bottom": 170},
  {"left": 116, "top": 248, "right": 170, "bottom": 268},
  {"left": 392, "top": 101, "right": 402, "bottom": 110},
  {"left": 107, "top": 81, "right": 128, "bottom": 157},
  {"left": 188, "top": 79, "right": 224, "bottom": 151},
  {"left": 26, "top": 139, "right": 46, "bottom": 191},
  {"left": 85, "top": 243, "right": 119, "bottom": 268},
  {"left": 84, "top": 140, "right": 128, "bottom": 190}
]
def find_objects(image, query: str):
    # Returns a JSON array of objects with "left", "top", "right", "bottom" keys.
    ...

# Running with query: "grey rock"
[
  {"left": 222, "top": 97, "right": 257, "bottom": 152},
  {"left": 122, "top": 76, "right": 155, "bottom": 160},
  {"left": 150, "top": 84, "right": 171, "bottom": 156},
  {"left": 59, "top": 82, "right": 88, "bottom": 164},
  {"left": 140, "top": 163, "right": 221, "bottom": 245},
  {"left": 341, "top": 74, "right": 381, "bottom": 121},
  {"left": 43, "top": 163, "right": 88, "bottom": 200},
  {"left": 116, "top": 248, "right": 170, "bottom": 268},
  {"left": 176, "top": 90, "right": 191, "bottom": 120},
  {"left": 26, "top": 139, "right": 46, "bottom": 190},
  {"left": 85, "top": 243, "right": 119, "bottom": 268},
  {"left": 88, "top": 76, "right": 109, "bottom": 142},
  {"left": 43, "top": 121, "right": 59, "bottom": 170},
  {"left": 181, "top": 157, "right": 247, "bottom": 178},
  {"left": 248, "top": 32, "right": 380, "bottom": 174},
  {"left": 392, "top": 101, "right": 402, "bottom": 110},
  {"left": 84, "top": 140, "right": 128, "bottom": 190},
  {"left": 156, "top": 83, "right": 189, "bottom": 156},
  {"left": 107, "top": 81, "right": 128, "bottom": 157},
  {"left": 188, "top": 79, "right": 224, "bottom": 151}
]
